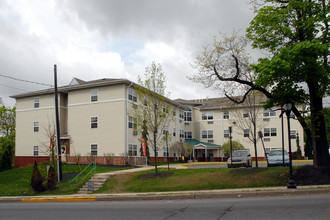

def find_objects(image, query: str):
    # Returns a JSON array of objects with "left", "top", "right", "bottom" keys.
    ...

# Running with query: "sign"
[{"left": 141, "top": 137, "right": 147, "bottom": 157}]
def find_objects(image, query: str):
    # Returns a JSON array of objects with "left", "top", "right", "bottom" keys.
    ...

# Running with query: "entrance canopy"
[{"left": 185, "top": 139, "right": 221, "bottom": 149}]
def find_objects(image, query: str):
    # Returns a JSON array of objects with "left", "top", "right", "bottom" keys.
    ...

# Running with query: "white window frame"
[
  {"left": 271, "top": 128, "right": 277, "bottom": 136},
  {"left": 224, "top": 129, "right": 230, "bottom": 138},
  {"left": 263, "top": 108, "right": 276, "bottom": 117},
  {"left": 202, "top": 130, "right": 213, "bottom": 139},
  {"left": 33, "top": 146, "right": 39, "bottom": 156},
  {"left": 244, "top": 129, "right": 249, "bottom": 137},
  {"left": 91, "top": 89, "right": 98, "bottom": 102},
  {"left": 34, "top": 97, "right": 40, "bottom": 108},
  {"left": 91, "top": 144, "right": 98, "bottom": 156},
  {"left": 243, "top": 110, "right": 249, "bottom": 118},
  {"left": 163, "top": 147, "right": 169, "bottom": 157},
  {"left": 128, "top": 144, "right": 138, "bottom": 156},
  {"left": 173, "top": 128, "right": 176, "bottom": 137},
  {"left": 223, "top": 110, "right": 229, "bottom": 119},
  {"left": 128, "top": 88, "right": 137, "bottom": 102},
  {"left": 202, "top": 112, "right": 213, "bottom": 120},
  {"left": 128, "top": 116, "right": 136, "bottom": 129},
  {"left": 91, "top": 116, "right": 98, "bottom": 129},
  {"left": 185, "top": 131, "right": 192, "bottom": 139},
  {"left": 290, "top": 130, "right": 297, "bottom": 139},
  {"left": 180, "top": 129, "right": 185, "bottom": 138},
  {"left": 184, "top": 111, "right": 192, "bottom": 122},
  {"left": 34, "top": 121, "right": 39, "bottom": 132},
  {"left": 179, "top": 110, "right": 184, "bottom": 119}
]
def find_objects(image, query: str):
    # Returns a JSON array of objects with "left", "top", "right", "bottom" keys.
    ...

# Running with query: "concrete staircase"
[{"left": 77, "top": 173, "right": 115, "bottom": 194}]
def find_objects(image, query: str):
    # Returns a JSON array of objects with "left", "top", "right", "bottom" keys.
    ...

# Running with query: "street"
[
  {"left": 0, "top": 194, "right": 329, "bottom": 220},
  {"left": 184, "top": 160, "right": 313, "bottom": 169}
]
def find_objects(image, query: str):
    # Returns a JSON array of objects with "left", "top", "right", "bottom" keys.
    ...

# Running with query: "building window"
[
  {"left": 244, "top": 129, "right": 249, "bottom": 137},
  {"left": 163, "top": 148, "right": 169, "bottom": 157},
  {"left": 290, "top": 130, "right": 297, "bottom": 139},
  {"left": 128, "top": 144, "right": 137, "bottom": 156},
  {"left": 173, "top": 108, "right": 176, "bottom": 116},
  {"left": 180, "top": 129, "right": 185, "bottom": 138},
  {"left": 264, "top": 128, "right": 277, "bottom": 137},
  {"left": 173, "top": 128, "right": 176, "bottom": 137},
  {"left": 34, "top": 122, "right": 39, "bottom": 132},
  {"left": 162, "top": 104, "right": 168, "bottom": 113},
  {"left": 91, "top": 117, "right": 98, "bottom": 129},
  {"left": 185, "top": 131, "right": 192, "bottom": 139},
  {"left": 128, "top": 89, "right": 137, "bottom": 102},
  {"left": 271, "top": 128, "right": 277, "bottom": 136},
  {"left": 128, "top": 116, "right": 136, "bottom": 129},
  {"left": 243, "top": 110, "right": 249, "bottom": 118},
  {"left": 202, "top": 112, "right": 213, "bottom": 120},
  {"left": 184, "top": 111, "right": 192, "bottom": 122},
  {"left": 91, "top": 89, "right": 98, "bottom": 102},
  {"left": 263, "top": 108, "right": 276, "bottom": 117},
  {"left": 34, "top": 97, "right": 40, "bottom": 108},
  {"left": 224, "top": 129, "right": 230, "bottom": 138},
  {"left": 179, "top": 110, "right": 184, "bottom": 119},
  {"left": 91, "top": 144, "right": 97, "bottom": 156},
  {"left": 202, "top": 130, "right": 213, "bottom": 139},
  {"left": 33, "top": 146, "right": 39, "bottom": 156},
  {"left": 223, "top": 110, "right": 229, "bottom": 119}
]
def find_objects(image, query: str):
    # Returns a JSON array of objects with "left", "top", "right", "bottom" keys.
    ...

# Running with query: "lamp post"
[
  {"left": 229, "top": 126, "right": 232, "bottom": 167},
  {"left": 282, "top": 101, "right": 296, "bottom": 189},
  {"left": 279, "top": 109, "right": 285, "bottom": 167}
]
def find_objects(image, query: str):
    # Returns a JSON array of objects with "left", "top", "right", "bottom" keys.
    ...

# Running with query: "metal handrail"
[{"left": 70, "top": 161, "right": 96, "bottom": 185}]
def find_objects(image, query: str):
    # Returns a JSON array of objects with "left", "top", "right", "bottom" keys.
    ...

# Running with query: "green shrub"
[{"left": 31, "top": 161, "right": 45, "bottom": 193}]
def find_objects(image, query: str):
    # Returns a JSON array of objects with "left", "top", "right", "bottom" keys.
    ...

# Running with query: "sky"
[{"left": 0, "top": 0, "right": 257, "bottom": 106}]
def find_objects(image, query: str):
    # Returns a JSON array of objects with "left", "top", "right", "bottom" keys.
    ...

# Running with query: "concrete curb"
[{"left": 0, "top": 185, "right": 329, "bottom": 203}]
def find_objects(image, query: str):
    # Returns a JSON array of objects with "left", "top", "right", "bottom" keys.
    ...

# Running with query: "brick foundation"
[{"left": 15, "top": 156, "right": 50, "bottom": 168}]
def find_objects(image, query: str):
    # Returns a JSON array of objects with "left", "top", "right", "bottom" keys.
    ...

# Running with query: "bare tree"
[{"left": 228, "top": 92, "right": 267, "bottom": 167}]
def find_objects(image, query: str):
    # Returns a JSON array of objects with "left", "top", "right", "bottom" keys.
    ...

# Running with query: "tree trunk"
[{"left": 308, "top": 81, "right": 330, "bottom": 167}]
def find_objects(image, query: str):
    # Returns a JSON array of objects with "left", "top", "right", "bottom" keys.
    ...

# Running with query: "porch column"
[
  {"left": 193, "top": 147, "right": 195, "bottom": 162},
  {"left": 205, "top": 148, "right": 208, "bottom": 162}
]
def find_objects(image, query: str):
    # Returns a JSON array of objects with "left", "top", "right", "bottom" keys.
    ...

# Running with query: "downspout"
[{"left": 126, "top": 82, "right": 133, "bottom": 164}]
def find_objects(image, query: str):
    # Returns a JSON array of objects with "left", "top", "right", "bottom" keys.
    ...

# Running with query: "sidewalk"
[{"left": 0, "top": 163, "right": 328, "bottom": 203}]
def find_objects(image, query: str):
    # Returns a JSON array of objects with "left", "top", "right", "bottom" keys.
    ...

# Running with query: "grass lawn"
[
  {"left": 96, "top": 167, "right": 289, "bottom": 194},
  {"left": 0, "top": 162, "right": 130, "bottom": 196}
]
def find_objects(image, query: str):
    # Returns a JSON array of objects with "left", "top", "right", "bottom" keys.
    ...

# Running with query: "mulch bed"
[
  {"left": 137, "top": 172, "right": 174, "bottom": 179},
  {"left": 293, "top": 166, "right": 330, "bottom": 185}
]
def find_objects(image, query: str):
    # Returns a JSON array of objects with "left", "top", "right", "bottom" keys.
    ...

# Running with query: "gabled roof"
[{"left": 185, "top": 139, "right": 221, "bottom": 148}]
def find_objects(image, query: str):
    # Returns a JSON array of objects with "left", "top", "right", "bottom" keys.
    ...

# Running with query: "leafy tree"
[
  {"left": 0, "top": 105, "right": 15, "bottom": 140},
  {"left": 192, "top": 0, "right": 329, "bottom": 167},
  {"left": 222, "top": 140, "right": 245, "bottom": 157},
  {"left": 0, "top": 139, "right": 14, "bottom": 171},
  {"left": 130, "top": 62, "right": 174, "bottom": 174},
  {"left": 247, "top": 0, "right": 329, "bottom": 167},
  {"left": 31, "top": 161, "right": 45, "bottom": 193}
]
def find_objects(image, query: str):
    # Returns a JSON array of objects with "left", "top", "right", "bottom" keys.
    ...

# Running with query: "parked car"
[
  {"left": 227, "top": 150, "right": 252, "bottom": 168},
  {"left": 267, "top": 149, "right": 290, "bottom": 167}
]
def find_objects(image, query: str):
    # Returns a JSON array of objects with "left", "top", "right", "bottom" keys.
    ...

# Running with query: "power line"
[
  {"left": 0, "top": 74, "right": 53, "bottom": 87},
  {"left": 0, "top": 83, "right": 29, "bottom": 92}
]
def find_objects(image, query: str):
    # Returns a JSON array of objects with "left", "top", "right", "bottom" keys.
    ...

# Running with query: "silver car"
[
  {"left": 267, "top": 149, "right": 289, "bottom": 167},
  {"left": 227, "top": 150, "right": 252, "bottom": 168}
]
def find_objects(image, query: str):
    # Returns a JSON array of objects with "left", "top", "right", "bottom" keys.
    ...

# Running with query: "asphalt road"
[
  {"left": 185, "top": 160, "right": 313, "bottom": 169},
  {"left": 1, "top": 194, "right": 329, "bottom": 220}
]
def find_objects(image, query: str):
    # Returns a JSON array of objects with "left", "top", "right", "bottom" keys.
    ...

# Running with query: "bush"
[
  {"left": 47, "top": 165, "right": 57, "bottom": 191},
  {"left": 31, "top": 161, "right": 45, "bottom": 193},
  {"left": 222, "top": 140, "right": 245, "bottom": 156}
]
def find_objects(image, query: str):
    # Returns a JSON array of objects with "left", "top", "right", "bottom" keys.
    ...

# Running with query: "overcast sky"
[{"left": 0, "top": 0, "right": 256, "bottom": 106}]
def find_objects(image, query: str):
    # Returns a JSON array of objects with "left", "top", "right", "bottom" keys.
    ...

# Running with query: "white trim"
[
  {"left": 91, "top": 116, "right": 98, "bottom": 129},
  {"left": 68, "top": 98, "right": 125, "bottom": 107},
  {"left": 91, "top": 143, "right": 98, "bottom": 156}
]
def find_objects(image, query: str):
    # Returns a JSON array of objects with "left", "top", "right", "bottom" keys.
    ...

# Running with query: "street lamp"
[
  {"left": 229, "top": 126, "right": 233, "bottom": 167},
  {"left": 282, "top": 101, "right": 296, "bottom": 189}
]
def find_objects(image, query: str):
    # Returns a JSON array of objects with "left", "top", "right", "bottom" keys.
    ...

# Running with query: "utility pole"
[{"left": 54, "top": 64, "right": 62, "bottom": 182}]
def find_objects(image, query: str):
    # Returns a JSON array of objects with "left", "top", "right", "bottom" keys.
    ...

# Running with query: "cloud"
[{"left": 0, "top": 0, "right": 255, "bottom": 106}]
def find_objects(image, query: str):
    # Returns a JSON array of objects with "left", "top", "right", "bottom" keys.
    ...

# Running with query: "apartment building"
[{"left": 12, "top": 78, "right": 304, "bottom": 167}]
